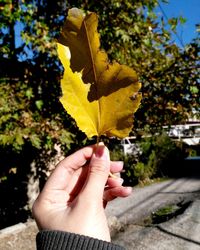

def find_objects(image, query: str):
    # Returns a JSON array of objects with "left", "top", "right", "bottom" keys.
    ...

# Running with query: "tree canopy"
[{"left": 0, "top": 0, "right": 199, "bottom": 152}]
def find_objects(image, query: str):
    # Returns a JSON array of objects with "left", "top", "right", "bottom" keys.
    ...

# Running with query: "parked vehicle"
[{"left": 120, "top": 137, "right": 141, "bottom": 156}]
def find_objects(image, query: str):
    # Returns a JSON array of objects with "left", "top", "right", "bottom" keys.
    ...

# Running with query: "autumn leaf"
[{"left": 57, "top": 8, "right": 142, "bottom": 139}]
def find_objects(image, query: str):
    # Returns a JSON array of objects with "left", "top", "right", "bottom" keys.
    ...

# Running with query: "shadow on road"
[
  {"left": 156, "top": 225, "right": 200, "bottom": 246},
  {"left": 118, "top": 179, "right": 178, "bottom": 217}
]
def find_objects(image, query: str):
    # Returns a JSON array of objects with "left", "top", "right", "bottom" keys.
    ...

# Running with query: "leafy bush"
[
  {"left": 133, "top": 150, "right": 157, "bottom": 183},
  {"left": 110, "top": 133, "right": 187, "bottom": 185}
]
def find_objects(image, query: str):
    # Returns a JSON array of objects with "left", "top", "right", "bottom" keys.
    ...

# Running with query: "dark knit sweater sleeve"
[{"left": 36, "top": 230, "right": 125, "bottom": 250}]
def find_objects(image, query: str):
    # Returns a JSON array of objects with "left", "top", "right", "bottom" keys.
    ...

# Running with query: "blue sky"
[
  {"left": 14, "top": 0, "right": 200, "bottom": 60},
  {"left": 156, "top": 0, "right": 200, "bottom": 47}
]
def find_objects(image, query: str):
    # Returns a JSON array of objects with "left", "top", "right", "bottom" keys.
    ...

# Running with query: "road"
[
  {"left": 112, "top": 199, "right": 200, "bottom": 250},
  {"left": 106, "top": 177, "right": 200, "bottom": 250}
]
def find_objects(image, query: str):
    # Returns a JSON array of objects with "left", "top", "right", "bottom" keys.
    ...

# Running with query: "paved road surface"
[
  {"left": 112, "top": 200, "right": 200, "bottom": 250},
  {"left": 106, "top": 177, "right": 200, "bottom": 233}
]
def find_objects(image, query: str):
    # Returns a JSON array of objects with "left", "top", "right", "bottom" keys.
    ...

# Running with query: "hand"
[{"left": 32, "top": 144, "right": 132, "bottom": 242}]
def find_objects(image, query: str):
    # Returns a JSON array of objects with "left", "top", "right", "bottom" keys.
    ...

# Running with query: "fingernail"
[
  {"left": 116, "top": 161, "right": 124, "bottom": 167},
  {"left": 94, "top": 142, "right": 109, "bottom": 160},
  {"left": 117, "top": 178, "right": 124, "bottom": 185},
  {"left": 95, "top": 145, "right": 104, "bottom": 158},
  {"left": 125, "top": 187, "right": 132, "bottom": 192}
]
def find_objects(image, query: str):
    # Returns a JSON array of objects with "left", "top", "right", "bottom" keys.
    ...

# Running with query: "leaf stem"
[{"left": 96, "top": 136, "right": 100, "bottom": 145}]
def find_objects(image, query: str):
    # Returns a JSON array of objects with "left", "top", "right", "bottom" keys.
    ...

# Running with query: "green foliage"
[
  {"left": 133, "top": 162, "right": 146, "bottom": 181},
  {"left": 110, "top": 134, "right": 186, "bottom": 185},
  {"left": 154, "top": 205, "right": 177, "bottom": 217},
  {"left": 0, "top": 79, "right": 74, "bottom": 151},
  {"left": 137, "top": 133, "right": 185, "bottom": 178},
  {"left": 110, "top": 145, "right": 125, "bottom": 161}
]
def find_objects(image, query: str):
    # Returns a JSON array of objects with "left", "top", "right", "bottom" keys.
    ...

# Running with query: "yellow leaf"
[
  {"left": 57, "top": 8, "right": 142, "bottom": 139},
  {"left": 58, "top": 44, "right": 99, "bottom": 138}
]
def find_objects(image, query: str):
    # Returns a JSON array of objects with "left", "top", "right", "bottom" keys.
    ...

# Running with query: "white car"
[{"left": 120, "top": 137, "right": 141, "bottom": 156}]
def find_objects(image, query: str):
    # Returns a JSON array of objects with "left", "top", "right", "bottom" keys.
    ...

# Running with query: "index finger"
[{"left": 43, "top": 145, "right": 95, "bottom": 191}]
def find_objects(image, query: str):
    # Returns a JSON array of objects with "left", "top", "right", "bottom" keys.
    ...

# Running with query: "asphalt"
[{"left": 112, "top": 199, "right": 200, "bottom": 250}]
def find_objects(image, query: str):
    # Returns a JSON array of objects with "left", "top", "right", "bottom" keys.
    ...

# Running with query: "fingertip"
[
  {"left": 110, "top": 161, "right": 124, "bottom": 172},
  {"left": 123, "top": 186, "right": 132, "bottom": 196},
  {"left": 107, "top": 177, "right": 124, "bottom": 187}
]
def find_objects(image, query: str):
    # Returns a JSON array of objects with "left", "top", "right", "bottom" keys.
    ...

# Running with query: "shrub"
[{"left": 110, "top": 133, "right": 186, "bottom": 185}]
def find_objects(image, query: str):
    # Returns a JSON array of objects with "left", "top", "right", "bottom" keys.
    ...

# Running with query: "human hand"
[{"left": 32, "top": 144, "right": 132, "bottom": 242}]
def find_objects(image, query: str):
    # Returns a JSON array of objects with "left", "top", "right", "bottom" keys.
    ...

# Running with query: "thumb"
[{"left": 80, "top": 143, "right": 110, "bottom": 200}]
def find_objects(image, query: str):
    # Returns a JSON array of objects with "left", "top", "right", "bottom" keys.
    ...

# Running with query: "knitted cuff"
[{"left": 36, "top": 230, "right": 125, "bottom": 250}]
